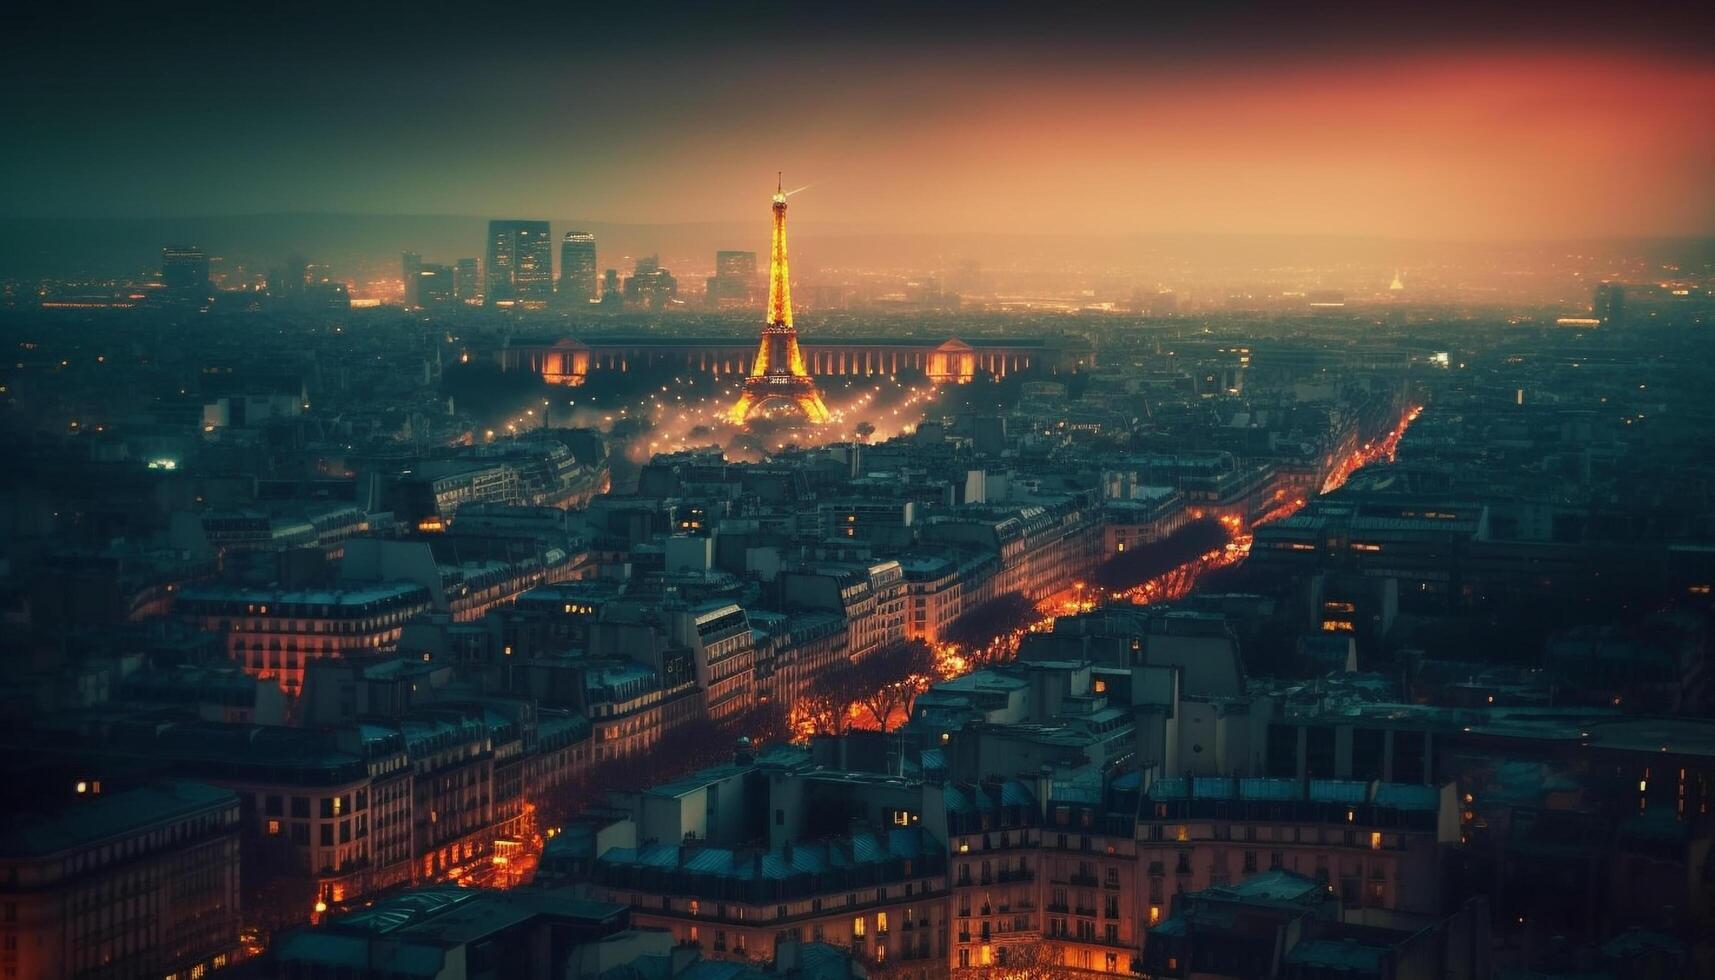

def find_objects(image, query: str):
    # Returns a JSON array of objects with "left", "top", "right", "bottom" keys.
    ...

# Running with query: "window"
[
  {"left": 852, "top": 916, "right": 865, "bottom": 938},
  {"left": 876, "top": 912, "right": 888, "bottom": 934},
  {"left": 266, "top": 820, "right": 282, "bottom": 837},
  {"left": 320, "top": 824, "right": 333, "bottom": 846}
]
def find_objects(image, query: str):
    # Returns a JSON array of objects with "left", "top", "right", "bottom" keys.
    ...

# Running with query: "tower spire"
[{"left": 729, "top": 175, "right": 830, "bottom": 425}]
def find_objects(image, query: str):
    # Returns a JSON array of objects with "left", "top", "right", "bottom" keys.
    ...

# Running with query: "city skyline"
[{"left": 4, "top": 6, "right": 1715, "bottom": 980}]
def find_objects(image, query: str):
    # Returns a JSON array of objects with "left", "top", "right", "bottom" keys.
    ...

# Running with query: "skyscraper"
[
  {"left": 401, "top": 251, "right": 422, "bottom": 307},
  {"left": 484, "top": 220, "right": 552, "bottom": 308},
  {"left": 161, "top": 246, "right": 211, "bottom": 306},
  {"left": 622, "top": 255, "right": 678, "bottom": 309},
  {"left": 1594, "top": 282, "right": 1626, "bottom": 326},
  {"left": 417, "top": 263, "right": 454, "bottom": 307},
  {"left": 706, "top": 250, "right": 758, "bottom": 306},
  {"left": 557, "top": 232, "right": 598, "bottom": 306},
  {"left": 454, "top": 258, "right": 480, "bottom": 305}
]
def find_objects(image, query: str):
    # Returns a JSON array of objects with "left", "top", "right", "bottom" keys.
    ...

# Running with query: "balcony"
[
  {"left": 1074, "top": 906, "right": 1098, "bottom": 918},
  {"left": 1070, "top": 873, "right": 1099, "bottom": 887}
]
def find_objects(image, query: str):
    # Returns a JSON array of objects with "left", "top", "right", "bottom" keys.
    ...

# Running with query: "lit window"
[{"left": 852, "top": 916, "right": 865, "bottom": 937}]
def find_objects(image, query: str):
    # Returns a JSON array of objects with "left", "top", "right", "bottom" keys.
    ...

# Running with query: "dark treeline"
[
  {"left": 943, "top": 593, "right": 1039, "bottom": 650},
  {"left": 1091, "top": 517, "right": 1230, "bottom": 591}
]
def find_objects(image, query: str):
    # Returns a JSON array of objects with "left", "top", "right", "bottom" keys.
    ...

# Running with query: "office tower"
[
  {"left": 729, "top": 175, "right": 830, "bottom": 424},
  {"left": 557, "top": 231, "right": 598, "bottom": 306},
  {"left": 402, "top": 250, "right": 423, "bottom": 307},
  {"left": 706, "top": 249, "right": 758, "bottom": 306},
  {"left": 454, "top": 258, "right": 480, "bottom": 305},
  {"left": 484, "top": 220, "right": 553, "bottom": 308},
  {"left": 622, "top": 255, "right": 678, "bottom": 309},
  {"left": 161, "top": 246, "right": 211, "bottom": 306},
  {"left": 417, "top": 263, "right": 455, "bottom": 307},
  {"left": 600, "top": 268, "right": 622, "bottom": 308},
  {"left": 1595, "top": 282, "right": 1626, "bottom": 326}
]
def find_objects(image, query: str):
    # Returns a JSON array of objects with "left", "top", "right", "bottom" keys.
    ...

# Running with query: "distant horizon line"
[{"left": 0, "top": 212, "right": 1710, "bottom": 247}]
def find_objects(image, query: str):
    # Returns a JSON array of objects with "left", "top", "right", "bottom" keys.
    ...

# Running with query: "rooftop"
[{"left": 0, "top": 781, "right": 235, "bottom": 858}]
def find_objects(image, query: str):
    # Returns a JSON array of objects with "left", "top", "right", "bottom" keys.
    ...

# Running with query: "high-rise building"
[
  {"left": 600, "top": 268, "right": 622, "bottom": 308},
  {"left": 402, "top": 250, "right": 423, "bottom": 307},
  {"left": 417, "top": 263, "right": 455, "bottom": 307},
  {"left": 622, "top": 255, "right": 678, "bottom": 309},
  {"left": 161, "top": 246, "right": 211, "bottom": 306},
  {"left": 706, "top": 249, "right": 758, "bottom": 306},
  {"left": 454, "top": 258, "right": 481, "bottom": 305},
  {"left": 484, "top": 220, "right": 553, "bottom": 308},
  {"left": 557, "top": 232, "right": 598, "bottom": 306},
  {"left": 1594, "top": 282, "right": 1626, "bottom": 326}
]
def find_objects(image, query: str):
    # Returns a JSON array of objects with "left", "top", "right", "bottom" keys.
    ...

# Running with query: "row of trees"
[
  {"left": 1091, "top": 517, "right": 1230, "bottom": 591},
  {"left": 943, "top": 593, "right": 1040, "bottom": 650},
  {"left": 534, "top": 702, "right": 789, "bottom": 829},
  {"left": 796, "top": 640, "right": 938, "bottom": 737}
]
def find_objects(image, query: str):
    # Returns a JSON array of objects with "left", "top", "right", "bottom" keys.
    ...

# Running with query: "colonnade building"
[{"left": 496, "top": 334, "right": 1094, "bottom": 387}]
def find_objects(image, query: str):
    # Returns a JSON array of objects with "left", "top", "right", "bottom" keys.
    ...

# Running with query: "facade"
[
  {"left": 161, "top": 246, "right": 211, "bottom": 306},
  {"left": 453, "top": 257, "right": 480, "bottom": 304},
  {"left": 484, "top": 219, "right": 553, "bottom": 309},
  {"left": 175, "top": 583, "right": 433, "bottom": 696},
  {"left": 558, "top": 231, "right": 598, "bottom": 306},
  {"left": 0, "top": 782, "right": 242, "bottom": 980},
  {"left": 1136, "top": 777, "right": 1458, "bottom": 923},
  {"left": 502, "top": 333, "right": 1091, "bottom": 386},
  {"left": 707, "top": 249, "right": 759, "bottom": 306}
]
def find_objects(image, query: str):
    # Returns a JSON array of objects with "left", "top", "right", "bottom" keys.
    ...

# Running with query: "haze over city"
[{"left": 2, "top": 4, "right": 1715, "bottom": 980}]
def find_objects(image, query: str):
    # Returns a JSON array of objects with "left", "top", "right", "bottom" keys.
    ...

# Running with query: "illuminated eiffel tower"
[{"left": 728, "top": 174, "right": 831, "bottom": 425}]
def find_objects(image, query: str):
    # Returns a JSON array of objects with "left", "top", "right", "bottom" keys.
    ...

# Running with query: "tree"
[
  {"left": 854, "top": 421, "right": 876, "bottom": 442},
  {"left": 800, "top": 660, "right": 868, "bottom": 737},
  {"left": 852, "top": 641, "right": 937, "bottom": 731},
  {"left": 1091, "top": 517, "right": 1230, "bottom": 591},
  {"left": 944, "top": 594, "right": 1039, "bottom": 652},
  {"left": 949, "top": 940, "right": 1081, "bottom": 980}
]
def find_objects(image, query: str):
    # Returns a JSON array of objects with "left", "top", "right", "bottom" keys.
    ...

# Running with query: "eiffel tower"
[{"left": 728, "top": 174, "right": 831, "bottom": 425}]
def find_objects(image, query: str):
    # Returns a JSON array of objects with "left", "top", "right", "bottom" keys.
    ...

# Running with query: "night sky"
[{"left": 3, "top": 1, "right": 1712, "bottom": 239}]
